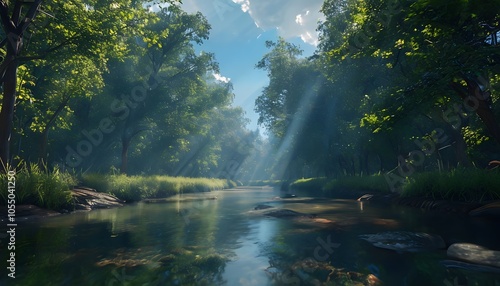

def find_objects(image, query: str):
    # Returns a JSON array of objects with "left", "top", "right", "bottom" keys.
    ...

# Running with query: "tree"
[
  {"left": 0, "top": 0, "right": 42, "bottom": 166},
  {"left": 0, "top": 0, "right": 179, "bottom": 167},
  {"left": 320, "top": 0, "right": 500, "bottom": 145}
]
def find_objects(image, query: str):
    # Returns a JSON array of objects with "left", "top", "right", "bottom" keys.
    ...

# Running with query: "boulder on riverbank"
[{"left": 71, "top": 187, "right": 124, "bottom": 211}]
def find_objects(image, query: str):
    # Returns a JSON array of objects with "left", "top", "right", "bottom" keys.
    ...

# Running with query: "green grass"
[
  {"left": 288, "top": 169, "right": 500, "bottom": 203},
  {"left": 81, "top": 174, "right": 235, "bottom": 202},
  {"left": 289, "top": 175, "right": 390, "bottom": 197},
  {"left": 402, "top": 168, "right": 500, "bottom": 202},
  {"left": 289, "top": 177, "right": 330, "bottom": 195},
  {"left": 0, "top": 163, "right": 77, "bottom": 210}
]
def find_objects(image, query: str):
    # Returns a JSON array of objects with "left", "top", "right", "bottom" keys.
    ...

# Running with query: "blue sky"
[{"left": 181, "top": 0, "right": 324, "bottom": 132}]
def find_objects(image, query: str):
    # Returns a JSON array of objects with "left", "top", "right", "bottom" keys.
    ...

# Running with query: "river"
[{"left": 1, "top": 187, "right": 499, "bottom": 285}]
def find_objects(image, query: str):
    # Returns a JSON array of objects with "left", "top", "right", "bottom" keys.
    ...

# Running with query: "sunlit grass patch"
[
  {"left": 80, "top": 174, "right": 233, "bottom": 202},
  {"left": 0, "top": 163, "right": 76, "bottom": 210},
  {"left": 402, "top": 168, "right": 500, "bottom": 202},
  {"left": 289, "top": 177, "right": 329, "bottom": 194}
]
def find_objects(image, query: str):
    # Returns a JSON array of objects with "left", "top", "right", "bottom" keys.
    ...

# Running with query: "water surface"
[{"left": 1, "top": 187, "right": 500, "bottom": 285}]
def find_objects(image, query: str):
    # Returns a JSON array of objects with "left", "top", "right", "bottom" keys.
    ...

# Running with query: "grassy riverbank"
[
  {"left": 289, "top": 169, "right": 500, "bottom": 202},
  {"left": 0, "top": 164, "right": 237, "bottom": 211},
  {"left": 0, "top": 164, "right": 77, "bottom": 210},
  {"left": 81, "top": 174, "right": 236, "bottom": 202}
]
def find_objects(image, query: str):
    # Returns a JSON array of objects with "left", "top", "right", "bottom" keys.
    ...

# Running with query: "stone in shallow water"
[
  {"left": 447, "top": 243, "right": 500, "bottom": 269},
  {"left": 440, "top": 259, "right": 500, "bottom": 274},
  {"left": 359, "top": 231, "right": 446, "bottom": 253},
  {"left": 469, "top": 201, "right": 500, "bottom": 217},
  {"left": 263, "top": 209, "right": 304, "bottom": 218},
  {"left": 254, "top": 204, "right": 274, "bottom": 210}
]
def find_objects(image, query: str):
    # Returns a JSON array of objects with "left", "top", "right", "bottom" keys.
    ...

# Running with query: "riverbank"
[{"left": 291, "top": 183, "right": 500, "bottom": 216}]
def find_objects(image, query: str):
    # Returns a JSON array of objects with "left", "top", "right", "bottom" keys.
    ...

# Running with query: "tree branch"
[
  {"left": 0, "top": 1, "right": 15, "bottom": 33},
  {"left": 12, "top": 1, "right": 23, "bottom": 25}
]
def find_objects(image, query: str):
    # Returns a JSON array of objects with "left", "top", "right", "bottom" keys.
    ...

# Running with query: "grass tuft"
[
  {"left": 80, "top": 174, "right": 233, "bottom": 202},
  {"left": 0, "top": 163, "right": 77, "bottom": 210},
  {"left": 401, "top": 168, "right": 500, "bottom": 202}
]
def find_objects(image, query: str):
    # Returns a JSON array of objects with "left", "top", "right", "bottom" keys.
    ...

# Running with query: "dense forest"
[
  {"left": 255, "top": 0, "right": 500, "bottom": 189},
  {"left": 1, "top": 1, "right": 500, "bottom": 285},
  {"left": 0, "top": 0, "right": 499, "bottom": 189},
  {"left": 0, "top": 0, "right": 264, "bottom": 181}
]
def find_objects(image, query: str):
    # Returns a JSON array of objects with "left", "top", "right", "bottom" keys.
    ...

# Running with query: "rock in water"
[
  {"left": 263, "top": 209, "right": 304, "bottom": 218},
  {"left": 469, "top": 201, "right": 500, "bottom": 217},
  {"left": 447, "top": 243, "right": 500, "bottom": 269},
  {"left": 440, "top": 260, "right": 500, "bottom": 274},
  {"left": 254, "top": 204, "right": 274, "bottom": 210},
  {"left": 359, "top": 231, "right": 446, "bottom": 253}
]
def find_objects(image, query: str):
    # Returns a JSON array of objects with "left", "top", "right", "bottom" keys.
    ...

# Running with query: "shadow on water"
[{"left": 0, "top": 187, "right": 499, "bottom": 285}]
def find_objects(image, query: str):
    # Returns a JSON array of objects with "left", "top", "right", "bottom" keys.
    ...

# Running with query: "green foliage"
[
  {"left": 289, "top": 177, "right": 330, "bottom": 193},
  {"left": 0, "top": 163, "right": 76, "bottom": 210},
  {"left": 81, "top": 174, "right": 232, "bottom": 202},
  {"left": 402, "top": 169, "right": 500, "bottom": 202},
  {"left": 289, "top": 175, "right": 390, "bottom": 196}
]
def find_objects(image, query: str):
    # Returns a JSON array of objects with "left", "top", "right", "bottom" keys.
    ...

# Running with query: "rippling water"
[{"left": 1, "top": 187, "right": 499, "bottom": 285}]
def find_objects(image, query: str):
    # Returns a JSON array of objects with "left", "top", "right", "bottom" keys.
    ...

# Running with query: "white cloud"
[
  {"left": 231, "top": 0, "right": 324, "bottom": 46},
  {"left": 232, "top": 0, "right": 250, "bottom": 12},
  {"left": 213, "top": 73, "right": 231, "bottom": 83}
]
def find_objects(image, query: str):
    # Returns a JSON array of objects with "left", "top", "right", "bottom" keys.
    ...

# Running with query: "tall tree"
[{"left": 0, "top": 0, "right": 42, "bottom": 166}]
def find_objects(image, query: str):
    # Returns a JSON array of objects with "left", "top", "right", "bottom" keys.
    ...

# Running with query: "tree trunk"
[
  {"left": 120, "top": 138, "right": 130, "bottom": 174},
  {"left": 0, "top": 55, "right": 18, "bottom": 166},
  {"left": 0, "top": 0, "right": 43, "bottom": 167},
  {"left": 451, "top": 76, "right": 500, "bottom": 145},
  {"left": 38, "top": 95, "right": 71, "bottom": 163}
]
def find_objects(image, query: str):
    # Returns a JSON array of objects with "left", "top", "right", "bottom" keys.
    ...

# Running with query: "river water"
[{"left": 1, "top": 187, "right": 500, "bottom": 285}]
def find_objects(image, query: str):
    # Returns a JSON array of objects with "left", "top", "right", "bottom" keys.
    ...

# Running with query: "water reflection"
[{"left": 0, "top": 188, "right": 499, "bottom": 285}]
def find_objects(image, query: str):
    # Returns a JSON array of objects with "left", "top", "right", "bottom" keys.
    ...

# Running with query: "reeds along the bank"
[
  {"left": 0, "top": 163, "right": 77, "bottom": 210},
  {"left": 80, "top": 174, "right": 235, "bottom": 202}
]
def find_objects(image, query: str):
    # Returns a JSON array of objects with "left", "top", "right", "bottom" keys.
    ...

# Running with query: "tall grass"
[
  {"left": 402, "top": 169, "right": 500, "bottom": 202},
  {"left": 0, "top": 163, "right": 77, "bottom": 210},
  {"left": 289, "top": 177, "right": 330, "bottom": 195},
  {"left": 81, "top": 174, "right": 234, "bottom": 202}
]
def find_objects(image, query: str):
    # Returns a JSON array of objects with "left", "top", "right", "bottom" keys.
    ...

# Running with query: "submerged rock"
[
  {"left": 440, "top": 259, "right": 500, "bottom": 274},
  {"left": 263, "top": 209, "right": 305, "bottom": 218},
  {"left": 359, "top": 231, "right": 446, "bottom": 253},
  {"left": 447, "top": 243, "right": 500, "bottom": 269},
  {"left": 469, "top": 201, "right": 500, "bottom": 217},
  {"left": 267, "top": 257, "right": 382, "bottom": 285},
  {"left": 254, "top": 204, "right": 274, "bottom": 210}
]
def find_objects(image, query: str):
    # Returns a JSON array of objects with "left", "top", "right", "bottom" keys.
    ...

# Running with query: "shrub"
[
  {"left": 0, "top": 163, "right": 76, "bottom": 210},
  {"left": 402, "top": 168, "right": 500, "bottom": 202}
]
